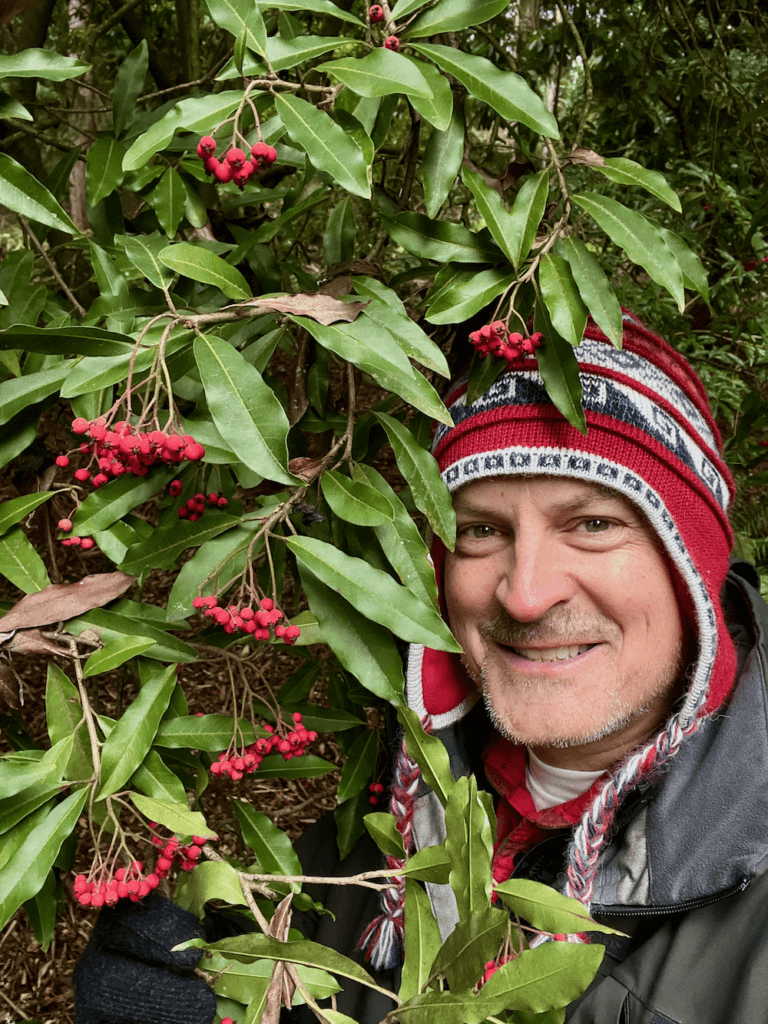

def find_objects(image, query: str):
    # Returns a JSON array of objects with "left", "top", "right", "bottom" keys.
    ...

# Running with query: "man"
[{"left": 75, "top": 313, "right": 768, "bottom": 1023}]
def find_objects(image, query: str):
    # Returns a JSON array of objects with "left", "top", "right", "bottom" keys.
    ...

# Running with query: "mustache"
[{"left": 480, "top": 610, "right": 619, "bottom": 647}]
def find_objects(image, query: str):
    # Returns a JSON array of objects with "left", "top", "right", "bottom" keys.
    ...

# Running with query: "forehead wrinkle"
[{"left": 453, "top": 483, "right": 631, "bottom": 520}]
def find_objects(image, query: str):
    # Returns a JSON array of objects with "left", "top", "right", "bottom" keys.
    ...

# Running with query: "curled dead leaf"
[
  {"left": 6, "top": 629, "right": 77, "bottom": 659},
  {"left": 0, "top": 571, "right": 134, "bottom": 631},
  {"left": 566, "top": 147, "right": 606, "bottom": 167},
  {"left": 241, "top": 292, "right": 369, "bottom": 325},
  {"left": 287, "top": 457, "right": 325, "bottom": 483}
]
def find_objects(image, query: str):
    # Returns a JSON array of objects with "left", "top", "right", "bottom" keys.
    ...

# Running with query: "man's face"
[{"left": 443, "top": 476, "right": 686, "bottom": 770}]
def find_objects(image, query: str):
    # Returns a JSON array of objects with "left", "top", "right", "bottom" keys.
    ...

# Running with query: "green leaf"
[
  {"left": 89, "top": 241, "right": 129, "bottom": 301},
  {"left": 159, "top": 243, "right": 250, "bottom": 299},
  {"left": 553, "top": 236, "right": 623, "bottom": 348},
  {"left": 400, "top": 843, "right": 450, "bottom": 883},
  {"left": 400, "top": 877, "right": 442, "bottom": 1001},
  {"left": 505, "top": 169, "right": 549, "bottom": 268},
  {"left": 594, "top": 157, "right": 681, "bottom": 213},
  {"left": 129, "top": 792, "right": 217, "bottom": 838},
  {"left": 363, "top": 810, "right": 404, "bottom": 857},
  {"left": 149, "top": 168, "right": 186, "bottom": 238},
  {"left": 406, "top": 0, "right": 509, "bottom": 36},
  {"left": 381, "top": 210, "right": 503, "bottom": 264},
  {"left": 115, "top": 232, "right": 176, "bottom": 290},
  {"left": 421, "top": 104, "right": 465, "bottom": 219},
  {"left": 533, "top": 301, "right": 586, "bottom": 434},
  {"left": 324, "top": 198, "right": 356, "bottom": 266},
  {"left": 298, "top": 568, "right": 405, "bottom": 705},
  {"left": 337, "top": 730, "right": 377, "bottom": 803},
  {"left": 658, "top": 227, "right": 710, "bottom": 304},
  {"left": 398, "top": 705, "right": 455, "bottom": 807},
  {"left": 82, "top": 636, "right": 157, "bottom": 678},
  {"left": 194, "top": 334, "right": 295, "bottom": 485},
  {"left": 288, "top": 536, "right": 460, "bottom": 652},
  {"left": 431, "top": 907, "right": 508, "bottom": 992},
  {"left": 123, "top": 92, "right": 244, "bottom": 171},
  {"left": 477, "top": 941, "right": 605, "bottom": 1014},
  {"left": 0, "top": 493, "right": 51, "bottom": 538},
  {"left": 0, "top": 735, "right": 73, "bottom": 799},
  {"left": 85, "top": 136, "right": 126, "bottom": 207},
  {"left": 69, "top": 467, "right": 177, "bottom": 536},
  {"left": 119, "top": 512, "right": 241, "bottom": 575},
  {"left": 0, "top": 788, "right": 88, "bottom": 931},
  {"left": 572, "top": 192, "right": 686, "bottom": 311},
  {"left": 130, "top": 749, "right": 188, "bottom": 805},
  {"left": 0, "top": 365, "right": 69, "bottom": 427},
  {"left": 265, "top": 34, "right": 349, "bottom": 72},
  {"left": 0, "top": 526, "right": 49, "bottom": 592},
  {"left": 59, "top": 331, "right": 188, "bottom": 398},
  {"left": 0, "top": 323, "right": 131, "bottom": 356},
  {"left": 321, "top": 469, "right": 393, "bottom": 527},
  {"left": 45, "top": 663, "right": 90, "bottom": 786},
  {"left": 444, "top": 775, "right": 493, "bottom": 920},
  {"left": 97, "top": 664, "right": 176, "bottom": 798},
  {"left": 406, "top": 58, "right": 453, "bottom": 132},
  {"left": 495, "top": 879, "right": 620, "bottom": 936},
  {"left": 0, "top": 93, "right": 31, "bottom": 119},
  {"left": 167, "top": 523, "right": 264, "bottom": 619},
  {"left": 321, "top": 49, "right": 431, "bottom": 100},
  {"left": 232, "top": 801, "right": 302, "bottom": 877},
  {"left": 462, "top": 165, "right": 530, "bottom": 267},
  {"left": 174, "top": 859, "right": 247, "bottom": 917},
  {"left": 113, "top": 39, "right": 148, "bottom": 136},
  {"left": 0, "top": 785, "right": 59, "bottom": 838},
  {"left": 0, "top": 153, "right": 78, "bottom": 234},
  {"left": 275, "top": 94, "right": 371, "bottom": 199},
  {"left": 425, "top": 265, "right": 516, "bottom": 325},
  {"left": 0, "top": 48, "right": 90, "bottom": 80},
  {"left": 374, "top": 411, "right": 456, "bottom": 549},
  {"left": 155, "top": 714, "right": 254, "bottom": 751},
  {"left": 538, "top": 253, "right": 589, "bottom": 347},
  {"left": 253, "top": 753, "right": 337, "bottom": 780},
  {"left": 67, "top": 608, "right": 198, "bottom": 664},
  {"left": 206, "top": 0, "right": 268, "bottom": 58},
  {"left": 255, "top": 0, "right": 363, "bottom": 26},
  {"left": 411, "top": 44, "right": 559, "bottom": 138}
]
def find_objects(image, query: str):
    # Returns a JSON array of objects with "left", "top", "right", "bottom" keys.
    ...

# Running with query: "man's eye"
[
  {"left": 464, "top": 525, "right": 498, "bottom": 539},
  {"left": 581, "top": 519, "right": 612, "bottom": 533}
]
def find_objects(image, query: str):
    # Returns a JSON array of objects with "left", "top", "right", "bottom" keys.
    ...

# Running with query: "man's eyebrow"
[{"left": 453, "top": 489, "right": 629, "bottom": 518}]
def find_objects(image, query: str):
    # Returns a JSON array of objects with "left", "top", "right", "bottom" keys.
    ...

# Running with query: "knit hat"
[{"left": 360, "top": 312, "right": 737, "bottom": 967}]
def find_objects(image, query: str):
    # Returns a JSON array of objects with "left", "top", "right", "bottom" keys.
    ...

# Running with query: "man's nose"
[{"left": 494, "top": 533, "right": 577, "bottom": 623}]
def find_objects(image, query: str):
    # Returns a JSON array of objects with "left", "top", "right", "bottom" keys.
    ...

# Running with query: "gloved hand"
[{"left": 72, "top": 891, "right": 217, "bottom": 1024}]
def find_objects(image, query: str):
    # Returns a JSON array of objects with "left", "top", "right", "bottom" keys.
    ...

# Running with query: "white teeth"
[{"left": 513, "top": 644, "right": 593, "bottom": 662}]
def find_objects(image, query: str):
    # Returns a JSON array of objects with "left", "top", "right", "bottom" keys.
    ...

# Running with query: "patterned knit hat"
[{"left": 360, "top": 312, "right": 737, "bottom": 968}]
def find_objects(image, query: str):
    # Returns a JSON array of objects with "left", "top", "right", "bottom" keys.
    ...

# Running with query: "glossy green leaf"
[
  {"left": 115, "top": 232, "right": 175, "bottom": 289},
  {"left": 553, "top": 236, "right": 623, "bottom": 348},
  {"left": 85, "top": 136, "right": 126, "bottom": 207},
  {"left": 431, "top": 907, "right": 508, "bottom": 992},
  {"left": 351, "top": 277, "right": 449, "bottom": 376},
  {"left": 130, "top": 749, "right": 188, "bottom": 805},
  {"left": 421, "top": 104, "right": 464, "bottom": 219},
  {"left": 495, "top": 879, "right": 620, "bottom": 936},
  {"left": 324, "top": 197, "right": 356, "bottom": 266},
  {"left": 0, "top": 493, "right": 51, "bottom": 538},
  {"left": 337, "top": 730, "right": 378, "bottom": 804},
  {"left": 97, "top": 664, "right": 176, "bottom": 798},
  {"left": 533, "top": 301, "right": 586, "bottom": 434},
  {"left": 288, "top": 536, "right": 460, "bottom": 652},
  {"left": 59, "top": 331, "right": 184, "bottom": 398},
  {"left": 0, "top": 153, "right": 78, "bottom": 234},
  {"left": 160, "top": 243, "right": 250, "bottom": 299},
  {"left": 174, "top": 859, "right": 247, "bottom": 917},
  {"left": 123, "top": 92, "right": 243, "bottom": 171},
  {"left": 129, "top": 792, "right": 217, "bottom": 838},
  {"left": 150, "top": 168, "right": 186, "bottom": 238},
  {"left": 45, "top": 663, "right": 82, "bottom": 749},
  {"left": 181, "top": 172, "right": 208, "bottom": 229},
  {"left": 89, "top": 241, "right": 129, "bottom": 301},
  {"left": 400, "top": 843, "right": 451, "bottom": 883},
  {"left": 167, "top": 523, "right": 263, "bottom": 619},
  {"left": 264, "top": 34, "right": 349, "bottom": 72},
  {"left": 0, "top": 94, "right": 31, "bottom": 119},
  {"left": 477, "top": 941, "right": 605, "bottom": 1014},
  {"left": 155, "top": 714, "right": 255, "bottom": 751},
  {"left": 321, "top": 469, "right": 393, "bottom": 527},
  {"left": 321, "top": 49, "right": 431, "bottom": 100},
  {"left": 0, "top": 735, "right": 73, "bottom": 799},
  {"left": 256, "top": 0, "right": 362, "bottom": 24},
  {"left": 253, "top": 753, "right": 337, "bottom": 779},
  {"left": 0, "top": 785, "right": 58, "bottom": 837},
  {"left": 363, "top": 810, "right": 404, "bottom": 858},
  {"left": 374, "top": 411, "right": 456, "bottom": 549},
  {"left": 406, "top": 58, "right": 453, "bottom": 132},
  {"left": 119, "top": 512, "right": 241, "bottom": 575},
  {"left": 275, "top": 94, "right": 370, "bottom": 199},
  {"left": 0, "top": 365, "right": 70, "bottom": 427},
  {"left": 82, "top": 636, "right": 157, "bottom": 678},
  {"left": 505, "top": 169, "right": 549, "bottom": 268},
  {"left": 206, "top": 0, "right": 268, "bottom": 58},
  {"left": 233, "top": 801, "right": 302, "bottom": 877},
  {"left": 0, "top": 48, "right": 90, "bottom": 80},
  {"left": 0, "top": 526, "right": 49, "bottom": 592},
  {"left": 69, "top": 467, "right": 176, "bottom": 536},
  {"left": 538, "top": 253, "right": 589, "bottom": 347},
  {"left": 411, "top": 43, "right": 559, "bottom": 139},
  {"left": 0, "top": 323, "right": 131, "bottom": 356},
  {"left": 298, "top": 569, "right": 405, "bottom": 704},
  {"left": 462, "top": 165, "right": 526, "bottom": 267},
  {"left": 572, "top": 192, "right": 685, "bottom": 311},
  {"left": 113, "top": 39, "right": 148, "bottom": 136},
  {"left": 406, "top": 0, "right": 509, "bottom": 36},
  {"left": 399, "top": 706, "right": 455, "bottom": 807},
  {"left": 400, "top": 877, "right": 442, "bottom": 1001},
  {"left": 194, "top": 334, "right": 295, "bottom": 485},
  {"left": 381, "top": 210, "right": 504, "bottom": 264},
  {"left": 425, "top": 265, "right": 516, "bottom": 325},
  {"left": 391, "top": 0, "right": 432, "bottom": 16},
  {"left": 353, "top": 464, "right": 439, "bottom": 610},
  {"left": 444, "top": 775, "right": 493, "bottom": 919},
  {"left": 0, "top": 788, "right": 88, "bottom": 932},
  {"left": 67, "top": 608, "right": 198, "bottom": 663},
  {"left": 594, "top": 157, "right": 681, "bottom": 213},
  {"left": 658, "top": 227, "right": 710, "bottom": 304}
]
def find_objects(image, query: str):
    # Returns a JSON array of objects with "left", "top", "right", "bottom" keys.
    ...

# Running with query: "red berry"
[
  {"left": 170, "top": 480, "right": 183, "bottom": 497},
  {"left": 368, "top": 795, "right": 379, "bottom": 805},
  {"left": 214, "top": 162, "right": 234, "bottom": 183},
  {"left": 260, "top": 598, "right": 274, "bottom": 612},
  {"left": 216, "top": 496, "right": 228, "bottom": 507},
  {"left": 184, "top": 442, "right": 205, "bottom": 461},
  {"left": 383, "top": 35, "right": 400, "bottom": 50},
  {"left": 226, "top": 148, "right": 246, "bottom": 169},
  {"left": 58, "top": 518, "right": 72, "bottom": 532},
  {"left": 80, "top": 537, "right": 95, "bottom": 550},
  {"left": 369, "top": 4, "right": 384, "bottom": 21},
  {"left": 72, "top": 417, "right": 90, "bottom": 434},
  {"left": 56, "top": 455, "right": 70, "bottom": 468},
  {"left": 197, "top": 135, "right": 216, "bottom": 158},
  {"left": 74, "top": 468, "right": 91, "bottom": 482}
]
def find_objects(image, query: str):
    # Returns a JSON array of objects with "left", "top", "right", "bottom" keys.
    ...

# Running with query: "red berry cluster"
[
  {"left": 192, "top": 595, "right": 301, "bottom": 645},
  {"left": 57, "top": 520, "right": 96, "bottom": 551},
  {"left": 176, "top": 489, "right": 228, "bottom": 521},
  {"left": 368, "top": 781, "right": 385, "bottom": 805},
  {"left": 150, "top": 829, "right": 210, "bottom": 874},
  {"left": 73, "top": 860, "right": 159, "bottom": 908},
  {"left": 197, "top": 136, "right": 277, "bottom": 189},
  {"left": 68, "top": 417, "right": 205, "bottom": 484},
  {"left": 478, "top": 953, "right": 515, "bottom": 988},
  {"left": 369, "top": 4, "right": 384, "bottom": 21},
  {"left": 469, "top": 323, "right": 545, "bottom": 363},
  {"left": 210, "top": 713, "right": 318, "bottom": 780}
]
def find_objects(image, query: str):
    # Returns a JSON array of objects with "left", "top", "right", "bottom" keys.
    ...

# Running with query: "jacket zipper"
[{"left": 593, "top": 875, "right": 750, "bottom": 918}]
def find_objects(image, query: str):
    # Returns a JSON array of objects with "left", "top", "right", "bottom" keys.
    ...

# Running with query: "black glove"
[{"left": 72, "top": 891, "right": 217, "bottom": 1024}]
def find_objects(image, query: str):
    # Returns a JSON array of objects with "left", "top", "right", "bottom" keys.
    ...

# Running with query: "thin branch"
[
  {"left": 554, "top": 0, "right": 593, "bottom": 150},
  {"left": 20, "top": 217, "right": 86, "bottom": 315}
]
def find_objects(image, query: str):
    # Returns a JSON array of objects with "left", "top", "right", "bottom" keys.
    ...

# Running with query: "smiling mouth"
[{"left": 506, "top": 643, "right": 598, "bottom": 662}]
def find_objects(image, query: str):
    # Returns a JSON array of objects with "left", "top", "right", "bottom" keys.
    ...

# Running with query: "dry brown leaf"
[
  {"left": 0, "top": 572, "right": 134, "bottom": 631},
  {"left": 288, "top": 457, "right": 324, "bottom": 483},
  {"left": 244, "top": 293, "right": 369, "bottom": 325},
  {"left": 566, "top": 147, "right": 606, "bottom": 167},
  {"left": 7, "top": 629, "right": 76, "bottom": 658},
  {"left": 0, "top": 660, "right": 21, "bottom": 709}
]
